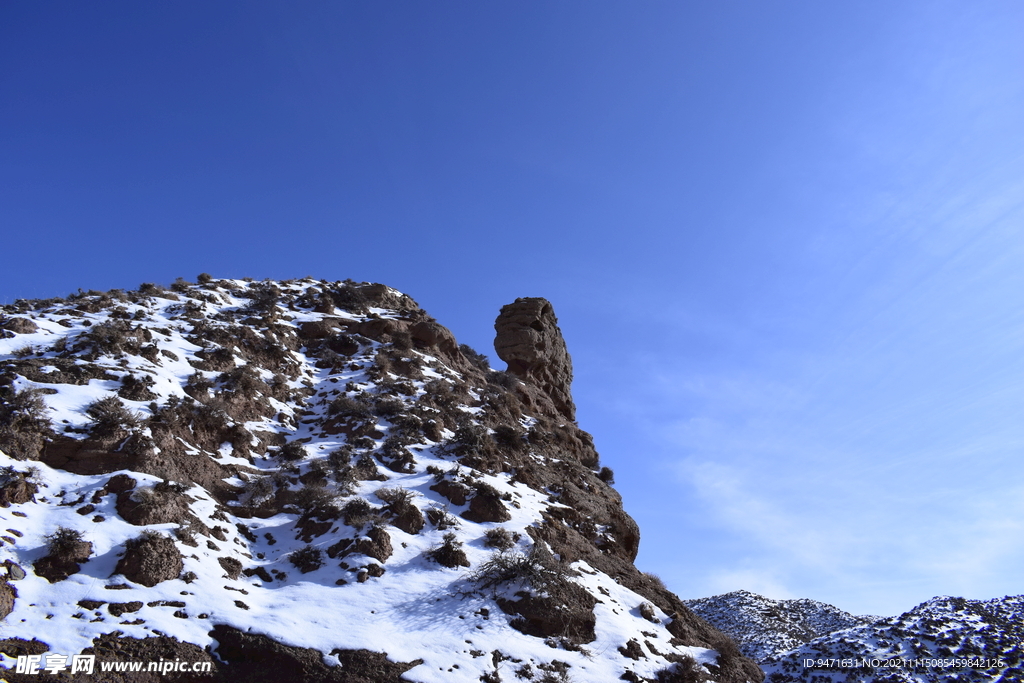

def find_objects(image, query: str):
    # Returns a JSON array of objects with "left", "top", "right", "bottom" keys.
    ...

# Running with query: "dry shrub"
[
  {"left": 289, "top": 544, "right": 324, "bottom": 573},
  {"left": 428, "top": 532, "right": 469, "bottom": 568},
  {"left": 85, "top": 396, "right": 141, "bottom": 437},
  {"left": 483, "top": 527, "right": 520, "bottom": 551}
]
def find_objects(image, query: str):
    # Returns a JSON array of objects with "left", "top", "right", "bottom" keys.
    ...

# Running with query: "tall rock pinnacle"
[{"left": 493, "top": 297, "right": 576, "bottom": 421}]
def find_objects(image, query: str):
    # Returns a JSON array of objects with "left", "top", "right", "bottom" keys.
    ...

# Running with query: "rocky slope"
[
  {"left": 0, "top": 277, "right": 762, "bottom": 682},
  {"left": 685, "top": 591, "right": 1023, "bottom": 683}
]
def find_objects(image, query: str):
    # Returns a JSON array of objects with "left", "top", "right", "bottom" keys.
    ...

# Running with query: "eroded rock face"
[{"left": 494, "top": 298, "right": 576, "bottom": 421}]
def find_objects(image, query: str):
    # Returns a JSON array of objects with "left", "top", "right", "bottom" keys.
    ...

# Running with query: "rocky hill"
[
  {"left": 684, "top": 590, "right": 1022, "bottom": 683},
  {"left": 760, "top": 594, "right": 1023, "bottom": 683},
  {"left": 0, "top": 277, "right": 763, "bottom": 683},
  {"left": 683, "top": 591, "right": 876, "bottom": 663}
]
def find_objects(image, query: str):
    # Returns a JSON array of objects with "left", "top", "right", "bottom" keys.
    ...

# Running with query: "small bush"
[
  {"left": 12, "top": 344, "right": 36, "bottom": 358},
  {"left": 428, "top": 532, "right": 469, "bottom": 568},
  {"left": 278, "top": 441, "right": 306, "bottom": 461},
  {"left": 390, "top": 330, "right": 413, "bottom": 351},
  {"left": 118, "top": 373, "right": 157, "bottom": 401},
  {"left": 85, "top": 396, "right": 141, "bottom": 438},
  {"left": 373, "top": 397, "right": 405, "bottom": 418},
  {"left": 0, "top": 387, "right": 51, "bottom": 432},
  {"left": 327, "top": 395, "right": 372, "bottom": 419},
  {"left": 471, "top": 544, "right": 566, "bottom": 594},
  {"left": 341, "top": 498, "right": 377, "bottom": 528},
  {"left": 653, "top": 655, "right": 709, "bottom": 683},
  {"left": 483, "top": 527, "right": 519, "bottom": 551},
  {"left": 375, "top": 487, "right": 414, "bottom": 507},
  {"left": 295, "top": 483, "right": 337, "bottom": 512},
  {"left": 493, "top": 425, "right": 526, "bottom": 450},
  {"left": 46, "top": 526, "right": 86, "bottom": 558},
  {"left": 426, "top": 505, "right": 459, "bottom": 531},
  {"left": 327, "top": 448, "right": 357, "bottom": 492},
  {"left": 459, "top": 344, "right": 490, "bottom": 371},
  {"left": 246, "top": 282, "right": 281, "bottom": 315},
  {"left": 598, "top": 467, "right": 615, "bottom": 484},
  {"left": 289, "top": 545, "right": 324, "bottom": 573},
  {"left": 643, "top": 572, "right": 667, "bottom": 591}
]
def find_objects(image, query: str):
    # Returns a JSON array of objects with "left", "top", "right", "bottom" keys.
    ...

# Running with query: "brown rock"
[
  {"left": 107, "top": 601, "right": 143, "bottom": 617},
  {"left": 0, "top": 637, "right": 49, "bottom": 658},
  {"left": 116, "top": 489, "right": 189, "bottom": 526},
  {"left": 33, "top": 541, "right": 93, "bottom": 583},
  {"left": 461, "top": 488, "right": 512, "bottom": 524},
  {"left": 115, "top": 533, "right": 183, "bottom": 587},
  {"left": 353, "top": 526, "right": 392, "bottom": 563},
  {"left": 0, "top": 476, "right": 37, "bottom": 508},
  {"left": 218, "top": 556, "right": 243, "bottom": 580},
  {"left": 493, "top": 298, "right": 576, "bottom": 420},
  {"left": 1, "top": 317, "right": 38, "bottom": 334},
  {"left": 0, "top": 581, "right": 15, "bottom": 621},
  {"left": 105, "top": 474, "right": 138, "bottom": 494},
  {"left": 410, "top": 321, "right": 460, "bottom": 356},
  {"left": 211, "top": 624, "right": 423, "bottom": 683},
  {"left": 430, "top": 480, "right": 470, "bottom": 506},
  {"left": 390, "top": 504, "right": 425, "bottom": 535},
  {"left": 497, "top": 580, "right": 598, "bottom": 645},
  {"left": 297, "top": 319, "right": 347, "bottom": 340}
]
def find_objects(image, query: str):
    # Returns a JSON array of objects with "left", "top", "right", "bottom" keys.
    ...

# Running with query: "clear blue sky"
[{"left": 3, "top": 1, "right": 1023, "bottom": 617}]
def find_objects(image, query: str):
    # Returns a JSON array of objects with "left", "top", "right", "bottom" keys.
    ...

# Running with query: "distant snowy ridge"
[
  {"left": 761, "top": 594, "right": 1024, "bottom": 682},
  {"left": 683, "top": 590, "right": 875, "bottom": 663},
  {"left": 685, "top": 590, "right": 1023, "bottom": 683}
]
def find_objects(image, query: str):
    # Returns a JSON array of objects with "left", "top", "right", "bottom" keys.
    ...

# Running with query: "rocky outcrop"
[{"left": 494, "top": 297, "right": 576, "bottom": 421}]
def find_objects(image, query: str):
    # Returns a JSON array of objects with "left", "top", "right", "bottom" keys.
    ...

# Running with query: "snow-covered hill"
[
  {"left": 0, "top": 278, "right": 762, "bottom": 682},
  {"left": 683, "top": 590, "right": 876, "bottom": 663},
  {"left": 760, "top": 594, "right": 1023, "bottom": 683},
  {"left": 684, "top": 590, "right": 1022, "bottom": 683}
]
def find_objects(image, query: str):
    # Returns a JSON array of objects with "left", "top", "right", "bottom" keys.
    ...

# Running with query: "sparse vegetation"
[
  {"left": 428, "top": 532, "right": 469, "bottom": 568},
  {"left": 0, "top": 386, "right": 53, "bottom": 459},
  {"left": 483, "top": 527, "right": 520, "bottom": 551},
  {"left": 289, "top": 545, "right": 324, "bottom": 573},
  {"left": 460, "top": 344, "right": 490, "bottom": 371},
  {"left": 278, "top": 441, "right": 306, "bottom": 461},
  {"left": 85, "top": 396, "right": 141, "bottom": 437},
  {"left": 46, "top": 526, "right": 86, "bottom": 559},
  {"left": 471, "top": 544, "right": 568, "bottom": 594},
  {"left": 327, "top": 395, "right": 373, "bottom": 418},
  {"left": 426, "top": 505, "right": 459, "bottom": 530}
]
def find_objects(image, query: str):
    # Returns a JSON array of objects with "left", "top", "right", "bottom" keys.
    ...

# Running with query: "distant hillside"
[
  {"left": 684, "top": 590, "right": 876, "bottom": 663},
  {"left": 0, "top": 277, "right": 762, "bottom": 683},
  {"left": 760, "top": 594, "right": 1023, "bottom": 683},
  {"left": 685, "top": 590, "right": 1022, "bottom": 682}
]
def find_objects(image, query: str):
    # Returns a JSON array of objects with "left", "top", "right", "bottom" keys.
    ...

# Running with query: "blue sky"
[{"left": 2, "top": 1, "right": 1022, "bottom": 616}]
